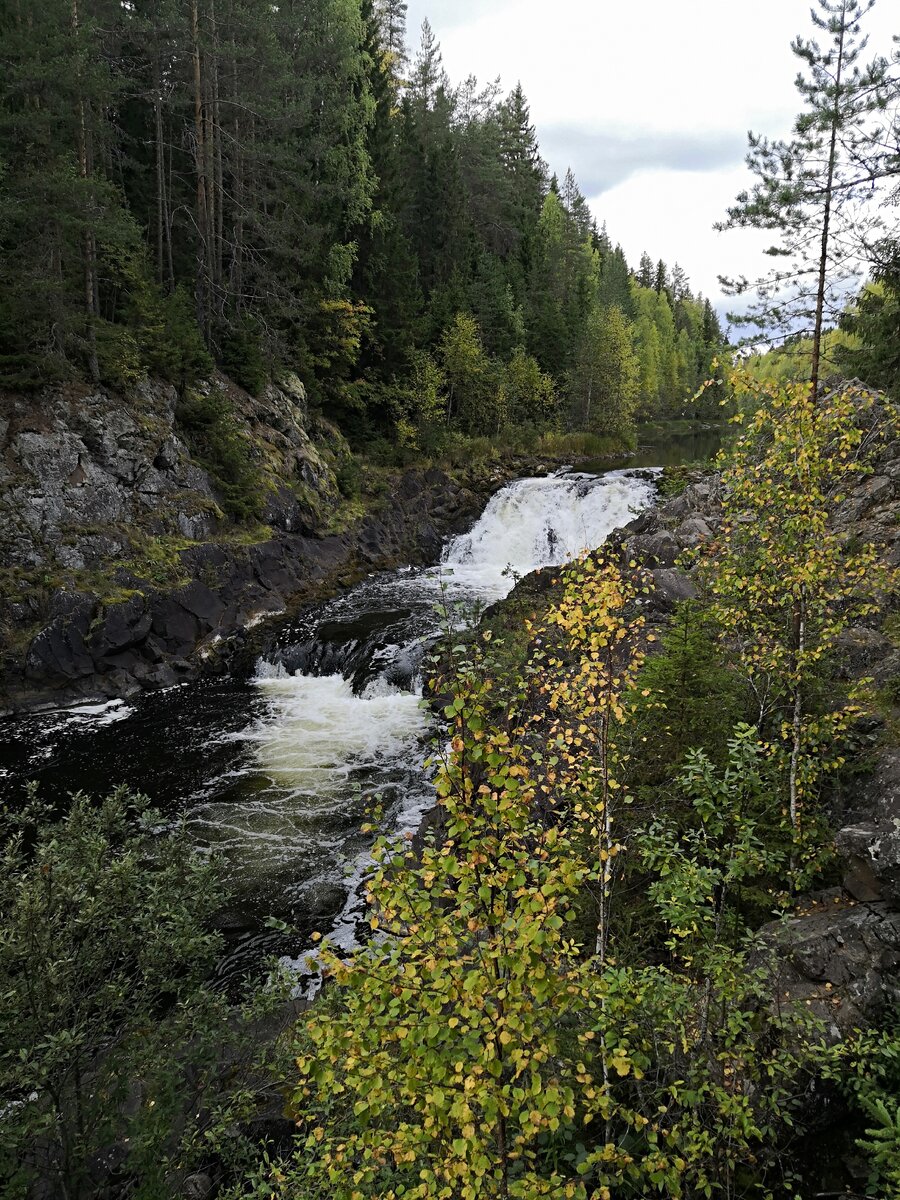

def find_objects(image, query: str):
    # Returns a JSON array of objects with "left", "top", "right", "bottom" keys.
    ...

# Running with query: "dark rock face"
[
  {"left": 2, "top": 462, "right": 493, "bottom": 711},
  {"left": 836, "top": 750, "right": 900, "bottom": 905},
  {"left": 1, "top": 380, "right": 221, "bottom": 576},
  {"left": 833, "top": 626, "right": 894, "bottom": 676},
  {"left": 646, "top": 568, "right": 699, "bottom": 613},
  {"left": 625, "top": 529, "right": 681, "bottom": 568},
  {"left": 760, "top": 896, "right": 900, "bottom": 1041},
  {"left": 0, "top": 373, "right": 500, "bottom": 712},
  {"left": 674, "top": 516, "right": 713, "bottom": 548},
  {"left": 614, "top": 471, "right": 723, "bottom": 613},
  {"left": 24, "top": 594, "right": 97, "bottom": 682}
]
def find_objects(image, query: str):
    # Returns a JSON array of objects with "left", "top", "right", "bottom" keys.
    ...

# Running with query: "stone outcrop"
[
  {"left": 0, "top": 376, "right": 498, "bottom": 712},
  {"left": 760, "top": 893, "right": 900, "bottom": 1041},
  {"left": 2, "top": 463, "right": 490, "bottom": 713},
  {"left": 619, "top": 472, "right": 720, "bottom": 611},
  {"left": 836, "top": 750, "right": 900, "bottom": 906},
  {"left": 0, "top": 371, "right": 340, "bottom": 580}
]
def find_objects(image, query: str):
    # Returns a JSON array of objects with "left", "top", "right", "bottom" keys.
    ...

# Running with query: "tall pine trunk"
[
  {"left": 810, "top": 6, "right": 848, "bottom": 399},
  {"left": 154, "top": 48, "right": 168, "bottom": 288},
  {"left": 230, "top": 5, "right": 244, "bottom": 311},
  {"left": 191, "top": 0, "right": 211, "bottom": 340},
  {"left": 72, "top": 0, "right": 99, "bottom": 383},
  {"left": 210, "top": 0, "right": 224, "bottom": 299}
]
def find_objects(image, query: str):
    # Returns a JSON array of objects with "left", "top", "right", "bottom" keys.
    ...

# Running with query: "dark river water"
[{"left": 0, "top": 434, "right": 722, "bottom": 984}]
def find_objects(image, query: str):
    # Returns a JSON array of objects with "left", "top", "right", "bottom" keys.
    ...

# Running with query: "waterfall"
[
  {"left": 438, "top": 469, "right": 658, "bottom": 600},
  {"left": 214, "top": 467, "right": 657, "bottom": 978},
  {"left": 2, "top": 465, "right": 658, "bottom": 984}
]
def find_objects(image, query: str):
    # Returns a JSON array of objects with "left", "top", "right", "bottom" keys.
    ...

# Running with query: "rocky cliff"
[
  {"left": 0, "top": 375, "right": 493, "bottom": 713},
  {"left": 622, "top": 435, "right": 900, "bottom": 1043}
]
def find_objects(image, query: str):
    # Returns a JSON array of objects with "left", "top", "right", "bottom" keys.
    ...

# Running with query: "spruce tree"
[
  {"left": 0, "top": 0, "right": 144, "bottom": 384},
  {"left": 377, "top": 0, "right": 408, "bottom": 69},
  {"left": 638, "top": 251, "right": 655, "bottom": 290},
  {"left": 498, "top": 83, "right": 547, "bottom": 271}
]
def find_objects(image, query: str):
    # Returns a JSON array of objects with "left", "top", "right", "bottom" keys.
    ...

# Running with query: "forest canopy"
[{"left": 0, "top": 1, "right": 726, "bottom": 445}]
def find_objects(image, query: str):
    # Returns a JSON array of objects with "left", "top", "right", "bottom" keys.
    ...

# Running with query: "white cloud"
[
  {"left": 590, "top": 164, "right": 775, "bottom": 318},
  {"left": 404, "top": 0, "right": 899, "bottom": 307}
]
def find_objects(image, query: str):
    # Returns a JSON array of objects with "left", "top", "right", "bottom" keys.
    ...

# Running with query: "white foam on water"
[
  {"left": 246, "top": 671, "right": 428, "bottom": 794},
  {"left": 4, "top": 698, "right": 137, "bottom": 756},
  {"left": 189, "top": 671, "right": 431, "bottom": 921},
  {"left": 437, "top": 469, "right": 657, "bottom": 602},
  {"left": 63, "top": 699, "right": 135, "bottom": 724},
  {"left": 215, "top": 468, "right": 658, "bottom": 986}
]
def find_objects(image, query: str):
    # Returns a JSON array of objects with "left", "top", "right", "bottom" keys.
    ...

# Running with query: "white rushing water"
[
  {"left": 245, "top": 670, "right": 428, "bottom": 792},
  {"left": 438, "top": 469, "right": 657, "bottom": 601},
  {"left": 188, "top": 468, "right": 657, "bottom": 977}
]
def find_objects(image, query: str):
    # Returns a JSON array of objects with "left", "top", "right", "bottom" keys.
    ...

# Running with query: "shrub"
[
  {"left": 220, "top": 317, "right": 268, "bottom": 397},
  {"left": 0, "top": 786, "right": 289, "bottom": 1200},
  {"left": 176, "top": 389, "right": 266, "bottom": 522},
  {"left": 141, "top": 284, "right": 213, "bottom": 392}
]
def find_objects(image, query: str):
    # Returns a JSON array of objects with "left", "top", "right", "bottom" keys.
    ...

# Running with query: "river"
[{"left": 0, "top": 461, "right": 675, "bottom": 983}]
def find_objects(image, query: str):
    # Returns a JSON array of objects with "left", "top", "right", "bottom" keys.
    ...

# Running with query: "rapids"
[{"left": 0, "top": 467, "right": 657, "bottom": 980}]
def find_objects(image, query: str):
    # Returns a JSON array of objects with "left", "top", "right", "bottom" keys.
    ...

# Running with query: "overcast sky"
[{"left": 405, "top": 0, "right": 898, "bottom": 325}]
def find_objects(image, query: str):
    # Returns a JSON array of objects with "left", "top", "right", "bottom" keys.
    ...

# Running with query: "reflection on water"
[{"left": 585, "top": 425, "right": 726, "bottom": 473}]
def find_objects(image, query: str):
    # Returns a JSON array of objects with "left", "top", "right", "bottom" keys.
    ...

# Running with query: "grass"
[
  {"left": 357, "top": 427, "right": 637, "bottom": 473},
  {"left": 657, "top": 464, "right": 714, "bottom": 498},
  {"left": 535, "top": 430, "right": 636, "bottom": 458}
]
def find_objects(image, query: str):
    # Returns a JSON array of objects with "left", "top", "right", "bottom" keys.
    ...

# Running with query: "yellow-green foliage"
[
  {"left": 702, "top": 371, "right": 894, "bottom": 885},
  {"left": 230, "top": 378, "right": 900, "bottom": 1200},
  {"left": 267, "top": 556, "right": 820, "bottom": 1200},
  {"left": 740, "top": 327, "right": 860, "bottom": 391}
]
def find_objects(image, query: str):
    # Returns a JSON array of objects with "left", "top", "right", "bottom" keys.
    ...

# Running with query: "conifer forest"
[{"left": 2, "top": 2, "right": 900, "bottom": 1199}]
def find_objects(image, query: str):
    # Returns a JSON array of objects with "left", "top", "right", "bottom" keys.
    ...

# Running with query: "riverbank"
[{"left": 2, "top": 369, "right": 642, "bottom": 715}]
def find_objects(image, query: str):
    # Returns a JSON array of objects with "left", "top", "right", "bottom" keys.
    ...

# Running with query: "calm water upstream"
[{"left": 0, "top": 463, "right": 677, "bottom": 982}]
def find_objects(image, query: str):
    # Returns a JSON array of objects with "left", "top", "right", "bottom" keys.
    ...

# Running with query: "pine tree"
[
  {"left": 838, "top": 250, "right": 900, "bottom": 396},
  {"left": 718, "top": 0, "right": 890, "bottom": 396},
  {"left": 497, "top": 83, "right": 546, "bottom": 276},
  {"left": 0, "top": 0, "right": 145, "bottom": 384},
  {"left": 654, "top": 258, "right": 670, "bottom": 298},
  {"left": 598, "top": 243, "right": 636, "bottom": 316},
  {"left": 376, "top": 0, "right": 408, "bottom": 68},
  {"left": 408, "top": 19, "right": 448, "bottom": 111},
  {"left": 638, "top": 251, "right": 655, "bottom": 290}
]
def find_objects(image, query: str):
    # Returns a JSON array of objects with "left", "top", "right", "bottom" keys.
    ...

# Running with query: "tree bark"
[
  {"left": 230, "top": 3, "right": 244, "bottom": 310},
  {"left": 788, "top": 588, "right": 807, "bottom": 882},
  {"left": 810, "top": 7, "right": 848, "bottom": 400},
  {"left": 154, "top": 42, "right": 167, "bottom": 288},
  {"left": 210, "top": 0, "right": 224, "bottom": 297},
  {"left": 191, "top": 0, "right": 211, "bottom": 339},
  {"left": 72, "top": 0, "right": 100, "bottom": 382}
]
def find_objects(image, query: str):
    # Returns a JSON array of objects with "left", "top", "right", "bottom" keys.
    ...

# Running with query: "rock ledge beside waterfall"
[{"left": 0, "top": 376, "right": 531, "bottom": 714}]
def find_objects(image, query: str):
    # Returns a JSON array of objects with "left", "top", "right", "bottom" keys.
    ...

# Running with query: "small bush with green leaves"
[
  {"left": 176, "top": 389, "right": 267, "bottom": 522},
  {"left": 220, "top": 318, "right": 268, "bottom": 397},
  {"left": 141, "top": 284, "right": 214, "bottom": 392},
  {"left": 0, "top": 786, "right": 291, "bottom": 1200}
]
